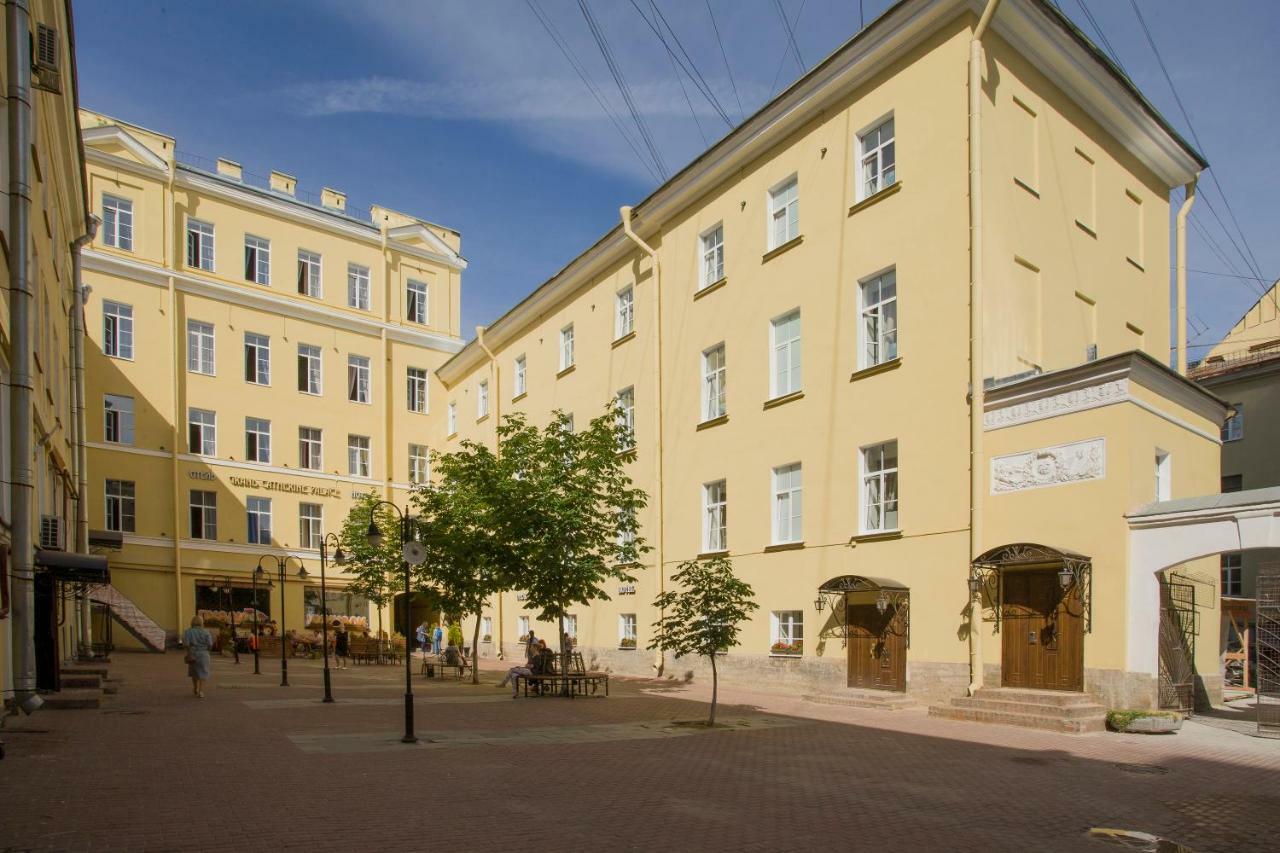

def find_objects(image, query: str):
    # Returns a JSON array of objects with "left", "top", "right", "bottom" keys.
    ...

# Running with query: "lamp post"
[
  {"left": 221, "top": 577, "right": 240, "bottom": 664},
  {"left": 257, "top": 554, "right": 307, "bottom": 687},
  {"left": 318, "top": 533, "right": 346, "bottom": 704},
  {"left": 364, "top": 500, "right": 423, "bottom": 744},
  {"left": 250, "top": 567, "right": 262, "bottom": 675}
]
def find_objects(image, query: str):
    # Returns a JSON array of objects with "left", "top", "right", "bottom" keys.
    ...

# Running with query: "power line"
[
  {"left": 632, "top": 1, "right": 708, "bottom": 147},
  {"left": 1189, "top": 268, "right": 1279, "bottom": 285},
  {"left": 626, "top": 0, "right": 733, "bottom": 130},
  {"left": 648, "top": 0, "right": 734, "bottom": 129},
  {"left": 1075, "top": 0, "right": 1129, "bottom": 76},
  {"left": 768, "top": 0, "right": 807, "bottom": 97},
  {"left": 705, "top": 0, "right": 745, "bottom": 124},
  {"left": 773, "top": 0, "right": 806, "bottom": 72}
]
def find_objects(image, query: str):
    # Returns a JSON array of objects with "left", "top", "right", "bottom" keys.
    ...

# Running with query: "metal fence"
[{"left": 1256, "top": 569, "right": 1280, "bottom": 737}]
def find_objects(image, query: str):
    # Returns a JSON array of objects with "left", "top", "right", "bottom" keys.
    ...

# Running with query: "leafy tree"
[
  {"left": 649, "top": 556, "right": 758, "bottom": 726},
  {"left": 338, "top": 493, "right": 403, "bottom": 638}
]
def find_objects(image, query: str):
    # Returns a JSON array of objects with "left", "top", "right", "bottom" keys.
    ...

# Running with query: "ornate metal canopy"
[
  {"left": 815, "top": 575, "right": 911, "bottom": 648},
  {"left": 970, "top": 543, "right": 1092, "bottom": 633}
]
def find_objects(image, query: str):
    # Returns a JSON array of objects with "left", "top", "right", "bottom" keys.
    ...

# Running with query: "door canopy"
[
  {"left": 970, "top": 543, "right": 1093, "bottom": 633},
  {"left": 816, "top": 575, "right": 910, "bottom": 646}
]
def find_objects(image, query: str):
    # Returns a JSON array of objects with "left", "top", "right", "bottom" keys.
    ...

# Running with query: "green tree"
[
  {"left": 649, "top": 556, "right": 758, "bottom": 726},
  {"left": 338, "top": 493, "right": 402, "bottom": 638}
]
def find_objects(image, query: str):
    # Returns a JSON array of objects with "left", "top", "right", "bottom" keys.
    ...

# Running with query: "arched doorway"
[
  {"left": 817, "top": 576, "right": 909, "bottom": 692},
  {"left": 392, "top": 589, "right": 445, "bottom": 639}
]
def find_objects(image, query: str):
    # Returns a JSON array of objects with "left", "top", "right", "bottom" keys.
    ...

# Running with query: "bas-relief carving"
[
  {"left": 991, "top": 438, "right": 1106, "bottom": 494},
  {"left": 984, "top": 379, "right": 1129, "bottom": 429}
]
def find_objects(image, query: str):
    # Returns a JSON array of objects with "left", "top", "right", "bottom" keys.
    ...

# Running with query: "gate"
[
  {"left": 1158, "top": 578, "right": 1197, "bottom": 714},
  {"left": 1257, "top": 569, "right": 1280, "bottom": 737}
]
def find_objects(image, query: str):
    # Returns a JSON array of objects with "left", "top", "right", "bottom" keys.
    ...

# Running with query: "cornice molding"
[{"left": 82, "top": 125, "right": 170, "bottom": 173}]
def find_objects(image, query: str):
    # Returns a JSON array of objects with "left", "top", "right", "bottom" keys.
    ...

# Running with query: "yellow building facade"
[{"left": 78, "top": 110, "right": 465, "bottom": 650}]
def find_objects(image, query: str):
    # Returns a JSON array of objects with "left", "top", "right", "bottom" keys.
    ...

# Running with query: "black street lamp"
[
  {"left": 220, "top": 577, "right": 240, "bottom": 664},
  {"left": 364, "top": 500, "right": 424, "bottom": 744},
  {"left": 257, "top": 554, "right": 308, "bottom": 687},
  {"left": 318, "top": 533, "right": 346, "bottom": 704},
  {"left": 250, "top": 567, "right": 262, "bottom": 675}
]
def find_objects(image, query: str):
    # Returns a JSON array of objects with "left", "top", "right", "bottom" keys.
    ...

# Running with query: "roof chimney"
[
  {"left": 321, "top": 187, "right": 346, "bottom": 212},
  {"left": 216, "top": 158, "right": 242, "bottom": 181},
  {"left": 269, "top": 170, "right": 296, "bottom": 196}
]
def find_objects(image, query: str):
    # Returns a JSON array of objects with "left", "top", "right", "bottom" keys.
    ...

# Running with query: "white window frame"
[
  {"left": 1221, "top": 553, "right": 1243, "bottom": 597},
  {"left": 244, "top": 234, "right": 270, "bottom": 285},
  {"left": 702, "top": 343, "right": 726, "bottom": 422},
  {"left": 560, "top": 324, "right": 575, "bottom": 371},
  {"left": 246, "top": 496, "right": 272, "bottom": 545},
  {"left": 348, "top": 355, "right": 371, "bottom": 404},
  {"left": 105, "top": 479, "right": 136, "bottom": 533},
  {"left": 564, "top": 614, "right": 578, "bottom": 640},
  {"left": 615, "top": 285, "right": 634, "bottom": 339},
  {"left": 859, "top": 268, "right": 898, "bottom": 369},
  {"left": 616, "top": 386, "right": 635, "bottom": 450},
  {"left": 513, "top": 355, "right": 527, "bottom": 398},
  {"left": 102, "top": 194, "right": 133, "bottom": 251},
  {"left": 770, "top": 610, "right": 803, "bottom": 653},
  {"left": 188, "top": 408, "right": 216, "bottom": 456},
  {"left": 297, "top": 249, "right": 322, "bottom": 297},
  {"left": 299, "top": 426, "right": 322, "bottom": 471},
  {"left": 476, "top": 379, "right": 490, "bottom": 419},
  {"left": 297, "top": 344, "right": 322, "bottom": 395},
  {"left": 857, "top": 115, "right": 896, "bottom": 201},
  {"left": 407, "top": 367, "right": 429, "bottom": 414},
  {"left": 770, "top": 310, "right": 802, "bottom": 399},
  {"left": 447, "top": 401, "right": 458, "bottom": 436},
  {"left": 244, "top": 332, "right": 270, "bottom": 385},
  {"left": 772, "top": 463, "right": 803, "bottom": 544},
  {"left": 103, "top": 394, "right": 134, "bottom": 445},
  {"left": 347, "top": 263, "right": 371, "bottom": 310},
  {"left": 409, "top": 443, "right": 429, "bottom": 484},
  {"left": 1222, "top": 403, "right": 1244, "bottom": 442},
  {"left": 1155, "top": 449, "right": 1172, "bottom": 502},
  {"left": 767, "top": 175, "right": 799, "bottom": 250},
  {"left": 348, "top": 434, "right": 372, "bottom": 478},
  {"left": 299, "top": 503, "right": 323, "bottom": 550},
  {"left": 189, "top": 489, "right": 217, "bottom": 540},
  {"left": 186, "top": 218, "right": 215, "bottom": 271},
  {"left": 703, "top": 479, "right": 728, "bottom": 553},
  {"left": 619, "top": 613, "right": 637, "bottom": 646},
  {"left": 406, "top": 279, "right": 428, "bottom": 325},
  {"left": 860, "top": 440, "right": 899, "bottom": 534},
  {"left": 187, "top": 320, "right": 215, "bottom": 375},
  {"left": 245, "top": 417, "right": 271, "bottom": 464},
  {"left": 517, "top": 615, "right": 530, "bottom": 640},
  {"left": 103, "top": 300, "right": 134, "bottom": 360},
  {"left": 481, "top": 616, "right": 493, "bottom": 641},
  {"left": 700, "top": 223, "right": 724, "bottom": 288}
]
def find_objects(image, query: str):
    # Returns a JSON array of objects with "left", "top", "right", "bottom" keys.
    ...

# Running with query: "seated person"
[{"left": 443, "top": 642, "right": 469, "bottom": 669}]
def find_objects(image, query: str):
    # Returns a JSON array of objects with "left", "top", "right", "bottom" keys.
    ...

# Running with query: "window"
[
  {"left": 102, "top": 194, "right": 133, "bottom": 251},
  {"left": 299, "top": 427, "right": 322, "bottom": 471},
  {"left": 702, "top": 343, "right": 726, "bottom": 421},
  {"left": 477, "top": 379, "right": 490, "bottom": 419},
  {"left": 409, "top": 444, "right": 429, "bottom": 484},
  {"left": 244, "top": 332, "right": 270, "bottom": 385},
  {"left": 347, "top": 263, "right": 370, "bottom": 310},
  {"left": 299, "top": 503, "right": 323, "bottom": 550},
  {"left": 245, "top": 417, "right": 271, "bottom": 464},
  {"left": 102, "top": 301, "right": 133, "bottom": 359},
  {"left": 860, "top": 269, "right": 898, "bottom": 368},
  {"left": 246, "top": 497, "right": 272, "bottom": 545},
  {"left": 348, "top": 434, "right": 371, "bottom": 478},
  {"left": 481, "top": 616, "right": 493, "bottom": 641},
  {"left": 560, "top": 325, "right": 575, "bottom": 371},
  {"left": 615, "top": 286, "right": 634, "bottom": 339},
  {"left": 770, "top": 611, "right": 803, "bottom": 654},
  {"left": 347, "top": 355, "right": 370, "bottom": 403},
  {"left": 1222, "top": 474, "right": 1243, "bottom": 494},
  {"left": 770, "top": 310, "right": 802, "bottom": 398},
  {"left": 772, "top": 463, "right": 803, "bottom": 544},
  {"left": 564, "top": 614, "right": 578, "bottom": 640},
  {"left": 768, "top": 176, "right": 799, "bottom": 249},
  {"left": 703, "top": 479, "right": 727, "bottom": 553},
  {"left": 700, "top": 224, "right": 724, "bottom": 287},
  {"left": 188, "top": 408, "right": 216, "bottom": 456},
  {"left": 619, "top": 613, "right": 637, "bottom": 647},
  {"left": 103, "top": 394, "right": 134, "bottom": 445},
  {"left": 407, "top": 367, "right": 428, "bottom": 414},
  {"left": 297, "top": 344, "right": 321, "bottom": 394},
  {"left": 861, "top": 441, "right": 899, "bottom": 533},
  {"left": 105, "top": 479, "right": 136, "bottom": 533},
  {"left": 616, "top": 507, "right": 636, "bottom": 554},
  {"left": 858, "top": 116, "right": 896, "bottom": 199},
  {"left": 615, "top": 387, "right": 635, "bottom": 450},
  {"left": 1222, "top": 403, "right": 1244, "bottom": 442},
  {"left": 187, "top": 320, "right": 215, "bottom": 375},
  {"left": 244, "top": 235, "right": 270, "bottom": 285},
  {"left": 1155, "top": 450, "right": 1171, "bottom": 502},
  {"left": 186, "top": 218, "right": 214, "bottom": 271},
  {"left": 517, "top": 615, "right": 530, "bottom": 640},
  {"left": 1221, "top": 553, "right": 1242, "bottom": 597},
  {"left": 297, "top": 250, "right": 322, "bottom": 297},
  {"left": 406, "top": 280, "right": 428, "bottom": 324},
  {"left": 513, "top": 355, "right": 527, "bottom": 398},
  {"left": 447, "top": 401, "right": 458, "bottom": 435},
  {"left": 190, "top": 490, "right": 217, "bottom": 540}
]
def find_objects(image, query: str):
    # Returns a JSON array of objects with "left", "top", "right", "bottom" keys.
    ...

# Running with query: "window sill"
[
  {"left": 1013, "top": 177, "right": 1040, "bottom": 198},
  {"left": 1075, "top": 219, "right": 1097, "bottom": 239},
  {"left": 763, "top": 390, "right": 804, "bottom": 411},
  {"left": 762, "top": 235, "right": 803, "bottom": 263},
  {"left": 616, "top": 446, "right": 637, "bottom": 458},
  {"left": 696, "top": 414, "right": 729, "bottom": 431},
  {"left": 848, "top": 180, "right": 902, "bottom": 216},
  {"left": 617, "top": 645, "right": 638, "bottom": 651},
  {"left": 1126, "top": 256, "right": 1145, "bottom": 272},
  {"left": 849, "top": 357, "right": 902, "bottom": 383},
  {"left": 694, "top": 277, "right": 727, "bottom": 300},
  {"left": 764, "top": 541, "right": 804, "bottom": 553},
  {"left": 511, "top": 392, "right": 527, "bottom": 403},
  {"left": 476, "top": 414, "right": 490, "bottom": 424},
  {"left": 446, "top": 432, "right": 458, "bottom": 441},
  {"left": 851, "top": 529, "right": 903, "bottom": 544},
  {"left": 611, "top": 330, "right": 636, "bottom": 349},
  {"left": 556, "top": 364, "right": 576, "bottom": 379},
  {"left": 106, "top": 354, "right": 136, "bottom": 363},
  {"left": 697, "top": 550, "right": 729, "bottom": 560},
  {"left": 768, "top": 652, "right": 803, "bottom": 659}
]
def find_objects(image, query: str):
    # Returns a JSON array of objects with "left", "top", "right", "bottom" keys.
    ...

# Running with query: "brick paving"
[{"left": 1, "top": 651, "right": 1278, "bottom": 852}]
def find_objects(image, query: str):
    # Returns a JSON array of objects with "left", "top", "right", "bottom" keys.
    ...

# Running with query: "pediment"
[
  {"left": 387, "top": 222, "right": 461, "bottom": 265},
  {"left": 82, "top": 125, "right": 169, "bottom": 173}
]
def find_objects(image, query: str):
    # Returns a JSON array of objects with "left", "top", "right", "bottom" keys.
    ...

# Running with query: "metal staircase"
[{"left": 86, "top": 584, "right": 167, "bottom": 652}]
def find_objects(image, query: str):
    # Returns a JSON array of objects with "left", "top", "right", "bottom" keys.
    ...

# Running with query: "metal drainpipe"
[
  {"left": 619, "top": 206, "right": 665, "bottom": 677},
  {"left": 1175, "top": 178, "right": 1197, "bottom": 375},
  {"left": 7, "top": 0, "right": 42, "bottom": 713},
  {"left": 71, "top": 216, "right": 100, "bottom": 657},
  {"left": 967, "top": 0, "right": 1002, "bottom": 697},
  {"left": 475, "top": 326, "right": 503, "bottom": 660}
]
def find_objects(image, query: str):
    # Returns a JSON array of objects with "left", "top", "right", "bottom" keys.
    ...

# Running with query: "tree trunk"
[
  {"left": 708, "top": 650, "right": 718, "bottom": 727},
  {"left": 557, "top": 611, "right": 568, "bottom": 696},
  {"left": 470, "top": 604, "right": 483, "bottom": 684}
]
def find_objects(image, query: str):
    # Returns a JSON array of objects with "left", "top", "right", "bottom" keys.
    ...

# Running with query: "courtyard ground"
[{"left": 1, "top": 650, "right": 1276, "bottom": 852}]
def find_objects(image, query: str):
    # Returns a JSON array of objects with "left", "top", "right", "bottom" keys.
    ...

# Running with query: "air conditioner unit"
[
  {"left": 40, "top": 515, "right": 65, "bottom": 550},
  {"left": 31, "top": 24, "right": 61, "bottom": 94}
]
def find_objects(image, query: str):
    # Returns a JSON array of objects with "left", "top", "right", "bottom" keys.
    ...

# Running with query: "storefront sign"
[
  {"left": 188, "top": 470, "right": 216, "bottom": 481},
  {"left": 227, "top": 475, "right": 343, "bottom": 499}
]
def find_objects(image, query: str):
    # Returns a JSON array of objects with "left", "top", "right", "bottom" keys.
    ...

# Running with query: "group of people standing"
[{"left": 183, "top": 615, "right": 355, "bottom": 696}]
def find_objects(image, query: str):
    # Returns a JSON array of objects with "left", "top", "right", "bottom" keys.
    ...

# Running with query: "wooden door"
[
  {"left": 1001, "top": 569, "right": 1083, "bottom": 691},
  {"left": 847, "top": 600, "right": 907, "bottom": 692}
]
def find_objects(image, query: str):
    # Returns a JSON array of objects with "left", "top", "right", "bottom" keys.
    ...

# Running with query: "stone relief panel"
[
  {"left": 984, "top": 379, "right": 1129, "bottom": 430},
  {"left": 990, "top": 438, "right": 1106, "bottom": 494}
]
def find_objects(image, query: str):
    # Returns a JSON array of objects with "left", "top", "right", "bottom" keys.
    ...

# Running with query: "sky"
[{"left": 73, "top": 0, "right": 1280, "bottom": 358}]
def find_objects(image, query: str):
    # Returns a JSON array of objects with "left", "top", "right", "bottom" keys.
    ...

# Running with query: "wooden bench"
[
  {"left": 422, "top": 653, "right": 471, "bottom": 680},
  {"left": 515, "top": 652, "right": 608, "bottom": 697}
]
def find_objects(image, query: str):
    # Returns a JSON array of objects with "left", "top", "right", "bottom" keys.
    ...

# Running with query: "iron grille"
[{"left": 1256, "top": 569, "right": 1280, "bottom": 737}]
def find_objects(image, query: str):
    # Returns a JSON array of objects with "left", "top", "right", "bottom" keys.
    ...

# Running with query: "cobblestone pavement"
[{"left": 1, "top": 652, "right": 1277, "bottom": 852}]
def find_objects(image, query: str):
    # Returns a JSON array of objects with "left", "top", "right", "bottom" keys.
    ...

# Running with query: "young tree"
[
  {"left": 338, "top": 493, "right": 403, "bottom": 638},
  {"left": 649, "top": 556, "right": 758, "bottom": 726}
]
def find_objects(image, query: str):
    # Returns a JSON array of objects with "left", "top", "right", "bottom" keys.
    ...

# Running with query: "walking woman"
[
  {"left": 184, "top": 615, "right": 214, "bottom": 698},
  {"left": 333, "top": 620, "right": 350, "bottom": 669}
]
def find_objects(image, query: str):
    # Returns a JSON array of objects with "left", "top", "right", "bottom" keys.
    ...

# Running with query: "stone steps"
[
  {"left": 62, "top": 665, "right": 109, "bottom": 677},
  {"left": 803, "top": 690, "right": 916, "bottom": 711},
  {"left": 41, "top": 689, "right": 103, "bottom": 710},
  {"left": 60, "top": 675, "right": 103, "bottom": 690},
  {"left": 928, "top": 688, "right": 1106, "bottom": 734},
  {"left": 950, "top": 696, "right": 1106, "bottom": 719}
]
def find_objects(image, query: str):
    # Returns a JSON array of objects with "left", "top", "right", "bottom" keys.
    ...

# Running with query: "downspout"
[
  {"left": 475, "top": 325, "right": 503, "bottom": 659},
  {"left": 1175, "top": 178, "right": 1197, "bottom": 375},
  {"left": 967, "top": 0, "right": 1001, "bottom": 697},
  {"left": 620, "top": 206, "right": 665, "bottom": 677},
  {"left": 71, "top": 215, "right": 100, "bottom": 657},
  {"left": 7, "top": 0, "right": 42, "bottom": 713},
  {"left": 165, "top": 157, "right": 184, "bottom": 643}
]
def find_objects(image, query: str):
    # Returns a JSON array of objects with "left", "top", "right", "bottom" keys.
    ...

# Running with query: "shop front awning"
[{"left": 34, "top": 550, "right": 110, "bottom": 584}]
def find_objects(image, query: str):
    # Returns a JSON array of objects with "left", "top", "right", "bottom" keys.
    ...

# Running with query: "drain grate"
[{"left": 1113, "top": 762, "right": 1170, "bottom": 775}]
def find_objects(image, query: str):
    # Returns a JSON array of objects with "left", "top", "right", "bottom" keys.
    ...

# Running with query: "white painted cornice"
[
  {"left": 87, "top": 441, "right": 388, "bottom": 487},
  {"left": 82, "top": 125, "right": 170, "bottom": 173},
  {"left": 388, "top": 222, "right": 467, "bottom": 270}
]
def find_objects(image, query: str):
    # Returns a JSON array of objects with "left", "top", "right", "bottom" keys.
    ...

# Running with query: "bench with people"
[
  {"left": 497, "top": 634, "right": 609, "bottom": 698},
  {"left": 421, "top": 641, "right": 473, "bottom": 680}
]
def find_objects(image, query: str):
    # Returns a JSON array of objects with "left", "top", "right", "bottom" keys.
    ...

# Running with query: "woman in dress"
[{"left": 183, "top": 615, "right": 214, "bottom": 698}]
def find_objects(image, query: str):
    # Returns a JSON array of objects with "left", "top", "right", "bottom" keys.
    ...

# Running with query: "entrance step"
[
  {"left": 60, "top": 675, "right": 103, "bottom": 690},
  {"left": 61, "top": 665, "right": 109, "bottom": 677},
  {"left": 41, "top": 689, "right": 103, "bottom": 710},
  {"left": 928, "top": 688, "right": 1105, "bottom": 734},
  {"left": 803, "top": 690, "right": 916, "bottom": 711}
]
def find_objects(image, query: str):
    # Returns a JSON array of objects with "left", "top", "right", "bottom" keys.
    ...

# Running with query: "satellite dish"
[{"left": 402, "top": 540, "right": 427, "bottom": 567}]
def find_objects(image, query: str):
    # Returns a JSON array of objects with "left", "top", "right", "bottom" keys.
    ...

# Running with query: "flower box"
[
  {"left": 618, "top": 637, "right": 637, "bottom": 649},
  {"left": 770, "top": 641, "right": 803, "bottom": 656}
]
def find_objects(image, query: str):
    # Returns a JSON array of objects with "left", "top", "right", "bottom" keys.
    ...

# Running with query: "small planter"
[
  {"left": 618, "top": 639, "right": 637, "bottom": 650},
  {"left": 1106, "top": 710, "right": 1183, "bottom": 734},
  {"left": 770, "top": 642, "right": 803, "bottom": 658}
]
